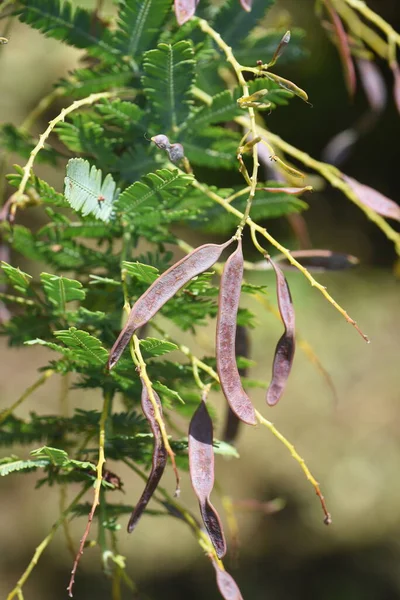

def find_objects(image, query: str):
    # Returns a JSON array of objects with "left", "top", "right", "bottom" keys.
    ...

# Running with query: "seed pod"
[
  {"left": 108, "top": 240, "right": 233, "bottom": 370},
  {"left": 274, "top": 249, "right": 359, "bottom": 272},
  {"left": 151, "top": 134, "right": 171, "bottom": 150},
  {"left": 127, "top": 380, "right": 167, "bottom": 533},
  {"left": 168, "top": 143, "right": 185, "bottom": 164},
  {"left": 216, "top": 240, "right": 256, "bottom": 426},
  {"left": 174, "top": 0, "right": 199, "bottom": 25},
  {"left": 343, "top": 175, "right": 400, "bottom": 222},
  {"left": 189, "top": 398, "right": 226, "bottom": 558},
  {"left": 212, "top": 558, "right": 244, "bottom": 600},
  {"left": 223, "top": 325, "right": 250, "bottom": 444},
  {"left": 266, "top": 258, "right": 295, "bottom": 406}
]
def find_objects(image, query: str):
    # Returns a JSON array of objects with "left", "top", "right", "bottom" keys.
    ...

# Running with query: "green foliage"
[
  {"left": 143, "top": 41, "right": 196, "bottom": 130},
  {"left": 40, "top": 274, "right": 86, "bottom": 308},
  {"left": 1, "top": 262, "right": 32, "bottom": 294},
  {"left": 17, "top": 0, "right": 119, "bottom": 60},
  {"left": 115, "top": 0, "right": 172, "bottom": 59},
  {"left": 64, "top": 158, "right": 119, "bottom": 222},
  {"left": 0, "top": 1, "right": 313, "bottom": 596}
]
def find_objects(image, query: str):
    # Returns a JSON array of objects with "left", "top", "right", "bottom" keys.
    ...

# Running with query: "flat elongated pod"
[
  {"left": 127, "top": 381, "right": 167, "bottom": 533},
  {"left": 189, "top": 400, "right": 226, "bottom": 559},
  {"left": 267, "top": 259, "right": 295, "bottom": 406},
  {"left": 212, "top": 559, "right": 244, "bottom": 600},
  {"left": 217, "top": 241, "right": 256, "bottom": 426},
  {"left": 223, "top": 325, "right": 250, "bottom": 444},
  {"left": 343, "top": 175, "right": 400, "bottom": 222},
  {"left": 274, "top": 249, "right": 359, "bottom": 272},
  {"left": 108, "top": 239, "right": 232, "bottom": 370}
]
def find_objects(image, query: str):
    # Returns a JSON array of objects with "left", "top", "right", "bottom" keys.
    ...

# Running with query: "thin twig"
[
  {"left": 255, "top": 410, "right": 332, "bottom": 525},
  {"left": 130, "top": 334, "right": 181, "bottom": 496},
  {"left": 67, "top": 391, "right": 111, "bottom": 597},
  {"left": 0, "top": 369, "right": 54, "bottom": 426},
  {"left": 6, "top": 486, "right": 88, "bottom": 600},
  {"left": 197, "top": 19, "right": 261, "bottom": 235},
  {"left": 191, "top": 177, "right": 370, "bottom": 342},
  {"left": 10, "top": 92, "right": 114, "bottom": 220}
]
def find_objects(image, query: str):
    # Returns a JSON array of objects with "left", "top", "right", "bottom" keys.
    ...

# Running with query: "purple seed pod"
[
  {"left": 216, "top": 240, "right": 257, "bottom": 426},
  {"left": 266, "top": 258, "right": 295, "bottom": 406},
  {"left": 168, "top": 143, "right": 185, "bottom": 164},
  {"left": 108, "top": 239, "right": 233, "bottom": 370},
  {"left": 274, "top": 249, "right": 359, "bottom": 272},
  {"left": 212, "top": 558, "right": 244, "bottom": 600},
  {"left": 223, "top": 325, "right": 250, "bottom": 444},
  {"left": 343, "top": 175, "right": 400, "bottom": 222},
  {"left": 174, "top": 0, "right": 200, "bottom": 25},
  {"left": 151, "top": 134, "right": 171, "bottom": 150},
  {"left": 189, "top": 399, "right": 226, "bottom": 559},
  {"left": 127, "top": 380, "right": 167, "bottom": 533}
]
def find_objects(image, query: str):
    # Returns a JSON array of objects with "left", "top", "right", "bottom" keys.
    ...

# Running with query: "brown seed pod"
[
  {"left": 212, "top": 558, "right": 244, "bottom": 600},
  {"left": 266, "top": 258, "right": 295, "bottom": 406},
  {"left": 127, "top": 380, "right": 167, "bottom": 533},
  {"left": 343, "top": 175, "right": 400, "bottom": 222},
  {"left": 174, "top": 0, "right": 200, "bottom": 25},
  {"left": 216, "top": 240, "right": 256, "bottom": 426},
  {"left": 274, "top": 249, "right": 359, "bottom": 272},
  {"left": 223, "top": 325, "right": 250, "bottom": 444},
  {"left": 108, "top": 239, "right": 233, "bottom": 370},
  {"left": 189, "top": 398, "right": 226, "bottom": 559}
]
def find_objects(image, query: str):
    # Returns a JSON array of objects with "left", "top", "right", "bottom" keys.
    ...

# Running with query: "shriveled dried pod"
[
  {"left": 266, "top": 258, "right": 295, "bottom": 406},
  {"left": 212, "top": 558, "right": 244, "bottom": 600},
  {"left": 216, "top": 240, "right": 256, "bottom": 426},
  {"left": 108, "top": 239, "right": 233, "bottom": 370},
  {"left": 189, "top": 398, "right": 226, "bottom": 559},
  {"left": 127, "top": 380, "right": 167, "bottom": 533}
]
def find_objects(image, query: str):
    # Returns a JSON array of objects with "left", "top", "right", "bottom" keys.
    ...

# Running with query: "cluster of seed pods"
[{"left": 108, "top": 236, "right": 296, "bottom": 599}]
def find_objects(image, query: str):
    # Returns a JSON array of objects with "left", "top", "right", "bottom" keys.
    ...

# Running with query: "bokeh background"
[{"left": 0, "top": 0, "right": 399, "bottom": 598}]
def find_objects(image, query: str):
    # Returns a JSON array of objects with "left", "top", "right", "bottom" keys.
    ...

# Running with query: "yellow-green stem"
[
  {"left": 67, "top": 391, "right": 111, "bottom": 596},
  {"left": 0, "top": 369, "right": 53, "bottom": 426},
  {"left": 6, "top": 485, "right": 88, "bottom": 600},
  {"left": 10, "top": 92, "right": 114, "bottom": 219},
  {"left": 131, "top": 334, "right": 180, "bottom": 495}
]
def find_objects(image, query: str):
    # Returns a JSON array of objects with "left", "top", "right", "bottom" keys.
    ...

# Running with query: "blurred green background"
[{"left": 0, "top": 0, "right": 399, "bottom": 599}]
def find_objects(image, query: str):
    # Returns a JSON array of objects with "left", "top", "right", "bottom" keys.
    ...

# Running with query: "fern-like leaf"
[
  {"left": 140, "top": 337, "right": 178, "bottom": 357},
  {"left": 54, "top": 327, "right": 108, "bottom": 365},
  {"left": 143, "top": 41, "right": 195, "bottom": 130},
  {"left": 64, "top": 158, "right": 120, "bottom": 222},
  {"left": 116, "top": 168, "right": 193, "bottom": 225},
  {"left": 16, "top": 0, "right": 119, "bottom": 60},
  {"left": 115, "top": 0, "right": 172, "bottom": 59},
  {"left": 40, "top": 273, "right": 86, "bottom": 309},
  {"left": 0, "top": 457, "right": 49, "bottom": 476},
  {"left": 1, "top": 262, "right": 32, "bottom": 294}
]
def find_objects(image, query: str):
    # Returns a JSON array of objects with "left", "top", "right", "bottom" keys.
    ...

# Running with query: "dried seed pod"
[
  {"left": 223, "top": 325, "right": 250, "bottom": 444},
  {"left": 127, "top": 380, "right": 167, "bottom": 533},
  {"left": 266, "top": 258, "right": 295, "bottom": 406},
  {"left": 216, "top": 240, "right": 256, "bottom": 426},
  {"left": 168, "top": 143, "right": 185, "bottom": 164},
  {"left": 108, "top": 240, "right": 233, "bottom": 370},
  {"left": 151, "top": 134, "right": 171, "bottom": 150},
  {"left": 274, "top": 249, "right": 359, "bottom": 272},
  {"left": 343, "top": 175, "right": 400, "bottom": 222},
  {"left": 189, "top": 398, "right": 226, "bottom": 559},
  {"left": 174, "top": 0, "right": 199, "bottom": 25},
  {"left": 212, "top": 558, "right": 244, "bottom": 600}
]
